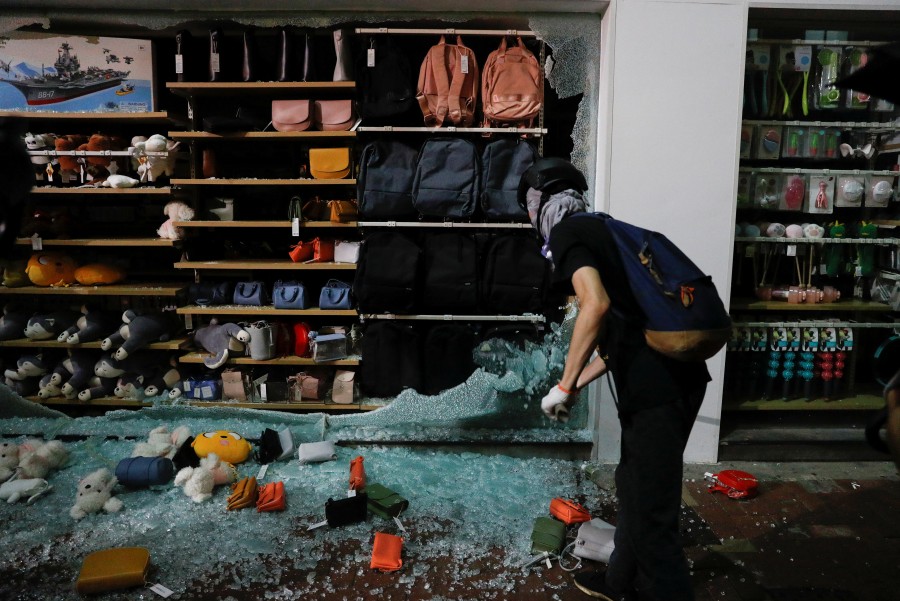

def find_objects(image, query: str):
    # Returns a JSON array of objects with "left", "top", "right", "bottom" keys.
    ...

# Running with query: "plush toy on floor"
[
  {"left": 56, "top": 306, "right": 120, "bottom": 344},
  {"left": 101, "top": 310, "right": 176, "bottom": 361},
  {"left": 173, "top": 453, "right": 238, "bottom": 503},
  {"left": 0, "top": 476, "right": 52, "bottom": 504},
  {"left": 70, "top": 468, "right": 123, "bottom": 519},
  {"left": 192, "top": 319, "right": 251, "bottom": 369},
  {"left": 132, "top": 425, "right": 192, "bottom": 459},
  {"left": 0, "top": 439, "right": 68, "bottom": 482},
  {"left": 157, "top": 200, "right": 194, "bottom": 241}
]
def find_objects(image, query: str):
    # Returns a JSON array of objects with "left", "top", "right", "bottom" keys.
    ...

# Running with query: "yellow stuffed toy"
[
  {"left": 25, "top": 252, "right": 78, "bottom": 287},
  {"left": 191, "top": 431, "right": 252, "bottom": 465},
  {"left": 74, "top": 264, "right": 126, "bottom": 286}
]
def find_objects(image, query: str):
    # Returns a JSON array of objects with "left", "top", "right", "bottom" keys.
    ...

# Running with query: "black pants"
[{"left": 604, "top": 384, "right": 707, "bottom": 601}]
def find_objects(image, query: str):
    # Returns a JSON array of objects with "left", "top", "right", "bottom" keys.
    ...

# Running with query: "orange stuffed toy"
[
  {"left": 78, "top": 134, "right": 112, "bottom": 168},
  {"left": 25, "top": 252, "right": 78, "bottom": 287},
  {"left": 74, "top": 264, "right": 126, "bottom": 286}
]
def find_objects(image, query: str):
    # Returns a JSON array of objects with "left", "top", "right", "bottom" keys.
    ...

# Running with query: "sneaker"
[{"left": 573, "top": 570, "right": 627, "bottom": 601}]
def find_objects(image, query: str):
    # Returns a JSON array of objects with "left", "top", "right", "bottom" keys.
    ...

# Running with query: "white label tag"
[
  {"left": 367, "top": 48, "right": 375, "bottom": 67},
  {"left": 292, "top": 217, "right": 300, "bottom": 237},
  {"left": 259, "top": 382, "right": 268, "bottom": 401},
  {"left": 794, "top": 45, "right": 812, "bottom": 72},
  {"left": 185, "top": 314, "right": 193, "bottom": 330},
  {"left": 257, "top": 464, "right": 268, "bottom": 479},
  {"left": 820, "top": 263, "right": 827, "bottom": 274},
  {"left": 307, "top": 519, "right": 328, "bottom": 531},
  {"left": 347, "top": 489, "right": 356, "bottom": 498},
  {"left": 201, "top": 385, "right": 213, "bottom": 398},
  {"left": 786, "top": 244, "right": 797, "bottom": 257},
  {"left": 31, "top": 234, "right": 42, "bottom": 251},
  {"left": 545, "top": 557, "right": 552, "bottom": 569},
  {"left": 393, "top": 516, "right": 408, "bottom": 537},
  {"left": 149, "top": 583, "right": 174, "bottom": 598},
  {"left": 175, "top": 54, "right": 184, "bottom": 74},
  {"left": 211, "top": 53, "right": 220, "bottom": 73},
  {"left": 460, "top": 55, "right": 469, "bottom": 74},
  {"left": 744, "top": 245, "right": 756, "bottom": 258}
]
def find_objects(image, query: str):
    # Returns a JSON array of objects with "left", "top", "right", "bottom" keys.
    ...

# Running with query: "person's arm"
[{"left": 541, "top": 265, "right": 611, "bottom": 420}]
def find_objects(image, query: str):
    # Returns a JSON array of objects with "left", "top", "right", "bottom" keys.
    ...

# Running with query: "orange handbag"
[
  {"left": 309, "top": 147, "right": 351, "bottom": 179},
  {"left": 289, "top": 240, "right": 314, "bottom": 262},
  {"left": 549, "top": 498, "right": 591, "bottom": 525},
  {"left": 289, "top": 238, "right": 334, "bottom": 263},
  {"left": 349, "top": 456, "right": 366, "bottom": 491},
  {"left": 370, "top": 532, "right": 403, "bottom": 572},
  {"left": 257, "top": 481, "right": 286, "bottom": 512}
]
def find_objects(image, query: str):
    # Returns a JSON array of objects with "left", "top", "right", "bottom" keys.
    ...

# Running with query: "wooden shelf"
[
  {"left": 177, "top": 305, "right": 357, "bottom": 316},
  {"left": 166, "top": 82, "right": 355, "bottom": 97},
  {"left": 724, "top": 394, "right": 885, "bottom": 411},
  {"left": 0, "top": 111, "right": 170, "bottom": 122},
  {"left": 29, "top": 396, "right": 153, "bottom": 408},
  {"left": 169, "top": 131, "right": 356, "bottom": 140},
  {"left": 174, "top": 260, "right": 356, "bottom": 270},
  {"left": 174, "top": 220, "right": 357, "bottom": 228},
  {"left": 28, "top": 396, "right": 376, "bottom": 411},
  {"left": 0, "top": 283, "right": 185, "bottom": 296},
  {"left": 30, "top": 187, "right": 172, "bottom": 196},
  {"left": 15, "top": 238, "right": 176, "bottom": 247},
  {"left": 0, "top": 338, "right": 188, "bottom": 350},
  {"left": 171, "top": 178, "right": 355, "bottom": 186},
  {"left": 730, "top": 299, "right": 894, "bottom": 312},
  {"left": 179, "top": 352, "right": 359, "bottom": 366}
]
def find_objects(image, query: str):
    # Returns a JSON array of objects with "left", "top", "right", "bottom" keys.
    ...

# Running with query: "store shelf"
[
  {"left": 738, "top": 167, "right": 897, "bottom": 176},
  {"left": 357, "top": 221, "right": 532, "bottom": 229},
  {"left": 174, "top": 260, "right": 356, "bottom": 270},
  {"left": 358, "top": 126, "right": 546, "bottom": 136},
  {"left": 0, "top": 338, "right": 188, "bottom": 350},
  {"left": 724, "top": 394, "right": 885, "bottom": 411},
  {"left": 171, "top": 178, "right": 356, "bottom": 186},
  {"left": 26, "top": 396, "right": 377, "bottom": 412},
  {"left": 730, "top": 299, "right": 894, "bottom": 312},
  {"left": 166, "top": 82, "right": 355, "bottom": 97},
  {"left": 732, "top": 319, "right": 898, "bottom": 329},
  {"left": 29, "top": 396, "right": 153, "bottom": 408},
  {"left": 169, "top": 131, "right": 356, "bottom": 140},
  {"left": 0, "top": 283, "right": 185, "bottom": 296},
  {"left": 179, "top": 352, "right": 359, "bottom": 366},
  {"left": 174, "top": 220, "right": 357, "bottom": 228},
  {"left": 15, "top": 237, "right": 177, "bottom": 247},
  {"left": 742, "top": 119, "right": 897, "bottom": 130},
  {"left": 734, "top": 237, "right": 900, "bottom": 245},
  {"left": 177, "top": 305, "right": 357, "bottom": 316},
  {"left": 0, "top": 111, "right": 170, "bottom": 123},
  {"left": 360, "top": 313, "right": 546, "bottom": 322},
  {"left": 30, "top": 187, "right": 172, "bottom": 196}
]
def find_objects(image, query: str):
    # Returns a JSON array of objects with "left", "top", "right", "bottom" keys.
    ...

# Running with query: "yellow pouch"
[
  {"left": 76, "top": 547, "right": 150, "bottom": 594},
  {"left": 309, "top": 147, "right": 351, "bottom": 180}
]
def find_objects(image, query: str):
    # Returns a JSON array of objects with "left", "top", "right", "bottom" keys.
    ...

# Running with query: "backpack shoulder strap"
[{"left": 424, "top": 36, "right": 451, "bottom": 127}]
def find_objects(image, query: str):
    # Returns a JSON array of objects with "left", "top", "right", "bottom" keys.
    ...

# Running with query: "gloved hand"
[
  {"left": 541, "top": 384, "right": 575, "bottom": 423},
  {"left": 227, "top": 476, "right": 259, "bottom": 511}
]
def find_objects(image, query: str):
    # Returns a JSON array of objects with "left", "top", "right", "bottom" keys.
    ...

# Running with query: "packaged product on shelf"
[
  {"left": 800, "top": 323, "right": 819, "bottom": 352},
  {"left": 755, "top": 126, "right": 783, "bottom": 160},
  {"left": 753, "top": 173, "right": 781, "bottom": 209},
  {"left": 844, "top": 47, "right": 871, "bottom": 110},
  {"left": 736, "top": 172, "right": 753, "bottom": 208},
  {"left": 865, "top": 174, "right": 894, "bottom": 208},
  {"left": 782, "top": 126, "right": 807, "bottom": 158},
  {"left": 835, "top": 175, "right": 865, "bottom": 208},
  {"left": 743, "top": 45, "right": 772, "bottom": 119},
  {"left": 780, "top": 173, "right": 806, "bottom": 211},
  {"left": 807, "top": 174, "right": 834, "bottom": 214},
  {"left": 740, "top": 125, "right": 754, "bottom": 159},
  {"left": 813, "top": 45, "right": 843, "bottom": 110}
]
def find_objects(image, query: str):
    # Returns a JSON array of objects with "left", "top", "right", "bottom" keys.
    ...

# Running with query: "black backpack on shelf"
[
  {"left": 480, "top": 138, "right": 537, "bottom": 220},
  {"left": 356, "top": 36, "right": 417, "bottom": 120},
  {"left": 360, "top": 321, "right": 422, "bottom": 398},
  {"left": 481, "top": 234, "right": 550, "bottom": 314},
  {"left": 422, "top": 323, "right": 477, "bottom": 395},
  {"left": 357, "top": 140, "right": 419, "bottom": 219},
  {"left": 421, "top": 232, "right": 479, "bottom": 313},
  {"left": 412, "top": 137, "right": 481, "bottom": 219},
  {"left": 353, "top": 232, "right": 422, "bottom": 313}
]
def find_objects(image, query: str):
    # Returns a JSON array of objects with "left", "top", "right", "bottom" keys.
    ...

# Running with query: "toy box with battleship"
[{"left": 0, "top": 32, "right": 154, "bottom": 112}]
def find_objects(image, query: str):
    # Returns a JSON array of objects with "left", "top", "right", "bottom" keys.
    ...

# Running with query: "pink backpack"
[
  {"left": 416, "top": 35, "right": 479, "bottom": 127},
  {"left": 481, "top": 37, "right": 543, "bottom": 128}
]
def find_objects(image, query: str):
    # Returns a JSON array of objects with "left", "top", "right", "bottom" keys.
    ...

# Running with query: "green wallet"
[
  {"left": 364, "top": 483, "right": 409, "bottom": 519},
  {"left": 531, "top": 516, "right": 566, "bottom": 555}
]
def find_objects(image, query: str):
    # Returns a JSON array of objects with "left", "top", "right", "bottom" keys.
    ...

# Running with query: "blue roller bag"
[{"left": 115, "top": 456, "right": 175, "bottom": 487}]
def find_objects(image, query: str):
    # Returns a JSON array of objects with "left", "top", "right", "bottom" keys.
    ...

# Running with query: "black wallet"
[
  {"left": 325, "top": 493, "right": 368, "bottom": 527},
  {"left": 256, "top": 428, "right": 282, "bottom": 465}
]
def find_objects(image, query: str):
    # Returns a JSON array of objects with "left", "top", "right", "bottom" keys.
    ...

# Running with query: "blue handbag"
[
  {"left": 273, "top": 280, "right": 308, "bottom": 310},
  {"left": 319, "top": 279, "right": 353, "bottom": 309},
  {"left": 184, "top": 374, "right": 221, "bottom": 401},
  {"left": 233, "top": 281, "right": 269, "bottom": 306}
]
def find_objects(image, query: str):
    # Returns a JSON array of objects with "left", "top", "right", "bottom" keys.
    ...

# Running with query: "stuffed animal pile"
[{"left": 0, "top": 439, "right": 68, "bottom": 482}]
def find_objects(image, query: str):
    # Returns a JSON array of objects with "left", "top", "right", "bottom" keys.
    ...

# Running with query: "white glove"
[{"left": 541, "top": 384, "right": 574, "bottom": 423}]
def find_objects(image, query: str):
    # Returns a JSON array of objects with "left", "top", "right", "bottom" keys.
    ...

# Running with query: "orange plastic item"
[
  {"left": 256, "top": 481, "right": 286, "bottom": 512},
  {"left": 370, "top": 532, "right": 403, "bottom": 572},
  {"left": 549, "top": 498, "right": 591, "bottom": 525},
  {"left": 349, "top": 456, "right": 366, "bottom": 491}
]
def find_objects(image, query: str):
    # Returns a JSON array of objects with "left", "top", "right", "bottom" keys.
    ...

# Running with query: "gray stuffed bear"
[
  {"left": 52, "top": 350, "right": 100, "bottom": 399},
  {"left": 4, "top": 354, "right": 48, "bottom": 397},
  {"left": 192, "top": 319, "right": 250, "bottom": 369},
  {"left": 24, "top": 310, "right": 80, "bottom": 340},
  {"left": 0, "top": 303, "right": 29, "bottom": 341},
  {"left": 101, "top": 310, "right": 175, "bottom": 360},
  {"left": 57, "top": 305, "right": 120, "bottom": 345}
]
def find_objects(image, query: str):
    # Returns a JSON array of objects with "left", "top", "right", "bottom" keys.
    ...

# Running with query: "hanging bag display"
[
  {"left": 356, "top": 36, "right": 416, "bottom": 120},
  {"left": 481, "top": 36, "right": 543, "bottom": 128},
  {"left": 271, "top": 99, "right": 313, "bottom": 132},
  {"left": 416, "top": 35, "right": 479, "bottom": 127},
  {"left": 273, "top": 280, "right": 309, "bottom": 309},
  {"left": 319, "top": 279, "right": 353, "bottom": 309},
  {"left": 481, "top": 138, "right": 537, "bottom": 220},
  {"left": 412, "top": 137, "right": 480, "bottom": 219},
  {"left": 357, "top": 140, "right": 419, "bottom": 218},
  {"left": 309, "top": 148, "right": 351, "bottom": 179}
]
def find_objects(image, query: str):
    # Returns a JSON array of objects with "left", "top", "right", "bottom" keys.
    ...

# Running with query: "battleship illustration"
[{"left": 0, "top": 42, "right": 130, "bottom": 106}]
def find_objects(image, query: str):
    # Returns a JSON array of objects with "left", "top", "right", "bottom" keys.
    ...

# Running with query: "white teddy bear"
[
  {"left": 157, "top": 200, "right": 195, "bottom": 240},
  {"left": 132, "top": 425, "right": 191, "bottom": 459},
  {"left": 173, "top": 453, "right": 237, "bottom": 503},
  {"left": 70, "top": 468, "right": 123, "bottom": 520},
  {"left": 0, "top": 439, "right": 68, "bottom": 482},
  {"left": 134, "top": 134, "right": 180, "bottom": 183}
]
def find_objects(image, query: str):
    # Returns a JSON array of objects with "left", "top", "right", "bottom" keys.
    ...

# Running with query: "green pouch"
[
  {"left": 364, "top": 483, "right": 409, "bottom": 519},
  {"left": 530, "top": 516, "right": 566, "bottom": 555}
]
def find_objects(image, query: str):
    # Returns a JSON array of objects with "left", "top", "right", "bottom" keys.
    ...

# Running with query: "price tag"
[
  {"left": 185, "top": 314, "right": 193, "bottom": 330},
  {"left": 201, "top": 385, "right": 213, "bottom": 398},
  {"left": 259, "top": 382, "right": 268, "bottom": 401},
  {"left": 149, "top": 583, "right": 174, "bottom": 598},
  {"left": 175, "top": 54, "right": 184, "bottom": 74},
  {"left": 210, "top": 53, "right": 220, "bottom": 73},
  {"left": 460, "top": 55, "right": 469, "bottom": 74},
  {"left": 367, "top": 48, "right": 375, "bottom": 67},
  {"left": 786, "top": 244, "right": 797, "bottom": 257},
  {"left": 292, "top": 217, "right": 300, "bottom": 237},
  {"left": 257, "top": 464, "right": 268, "bottom": 480},
  {"left": 307, "top": 520, "right": 328, "bottom": 531},
  {"left": 347, "top": 489, "right": 356, "bottom": 498},
  {"left": 794, "top": 45, "right": 812, "bottom": 72},
  {"left": 31, "top": 234, "right": 42, "bottom": 251}
]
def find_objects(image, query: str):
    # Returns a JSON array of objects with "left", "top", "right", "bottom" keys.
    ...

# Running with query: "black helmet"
[{"left": 517, "top": 157, "right": 588, "bottom": 211}]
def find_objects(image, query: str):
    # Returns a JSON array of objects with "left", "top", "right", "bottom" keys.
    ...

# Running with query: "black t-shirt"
[{"left": 548, "top": 215, "right": 711, "bottom": 413}]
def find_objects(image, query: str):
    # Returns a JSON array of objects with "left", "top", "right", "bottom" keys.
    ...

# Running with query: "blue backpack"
[{"left": 575, "top": 212, "right": 732, "bottom": 361}]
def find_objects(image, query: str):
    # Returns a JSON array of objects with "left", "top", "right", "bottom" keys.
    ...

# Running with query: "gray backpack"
[
  {"left": 357, "top": 140, "right": 418, "bottom": 218},
  {"left": 481, "top": 138, "right": 537, "bottom": 220},
  {"left": 412, "top": 137, "right": 480, "bottom": 219}
]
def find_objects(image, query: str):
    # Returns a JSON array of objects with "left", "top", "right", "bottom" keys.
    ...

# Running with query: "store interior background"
[{"left": 2, "top": 0, "right": 900, "bottom": 465}]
